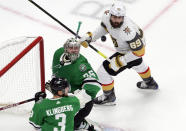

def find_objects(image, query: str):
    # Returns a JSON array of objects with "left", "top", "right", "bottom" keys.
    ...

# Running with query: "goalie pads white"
[{"left": 74, "top": 89, "right": 91, "bottom": 108}]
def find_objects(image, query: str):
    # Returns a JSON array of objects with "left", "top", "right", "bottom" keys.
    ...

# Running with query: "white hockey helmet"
[
  {"left": 64, "top": 37, "right": 80, "bottom": 62},
  {"left": 110, "top": 1, "right": 126, "bottom": 17}
]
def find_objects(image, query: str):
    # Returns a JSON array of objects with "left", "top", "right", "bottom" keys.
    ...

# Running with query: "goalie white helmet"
[
  {"left": 110, "top": 1, "right": 126, "bottom": 17},
  {"left": 64, "top": 38, "right": 80, "bottom": 62}
]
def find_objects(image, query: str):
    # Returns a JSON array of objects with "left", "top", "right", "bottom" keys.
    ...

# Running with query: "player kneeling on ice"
[
  {"left": 49, "top": 37, "right": 101, "bottom": 130},
  {"left": 29, "top": 76, "right": 98, "bottom": 131},
  {"left": 79, "top": 1, "right": 158, "bottom": 106}
]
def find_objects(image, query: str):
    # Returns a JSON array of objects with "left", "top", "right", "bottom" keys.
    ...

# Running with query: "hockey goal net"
[{"left": 0, "top": 36, "right": 45, "bottom": 114}]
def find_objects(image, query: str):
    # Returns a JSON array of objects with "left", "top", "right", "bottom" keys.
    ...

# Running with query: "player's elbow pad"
[{"left": 127, "top": 33, "right": 145, "bottom": 57}]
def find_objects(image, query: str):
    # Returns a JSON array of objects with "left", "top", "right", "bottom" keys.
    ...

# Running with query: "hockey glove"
[
  {"left": 78, "top": 32, "right": 92, "bottom": 48},
  {"left": 35, "top": 91, "right": 46, "bottom": 103},
  {"left": 109, "top": 55, "right": 127, "bottom": 71},
  {"left": 45, "top": 80, "right": 52, "bottom": 93}
]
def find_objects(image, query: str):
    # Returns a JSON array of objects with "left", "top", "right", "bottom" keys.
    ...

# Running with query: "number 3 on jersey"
[{"left": 53, "top": 113, "right": 66, "bottom": 131}]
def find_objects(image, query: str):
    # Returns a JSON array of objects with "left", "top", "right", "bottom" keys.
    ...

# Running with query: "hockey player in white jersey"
[{"left": 79, "top": 1, "right": 158, "bottom": 105}]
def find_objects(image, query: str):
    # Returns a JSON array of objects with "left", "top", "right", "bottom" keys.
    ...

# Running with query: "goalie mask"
[
  {"left": 109, "top": 1, "right": 126, "bottom": 28},
  {"left": 50, "top": 76, "right": 71, "bottom": 97},
  {"left": 64, "top": 38, "right": 80, "bottom": 62}
]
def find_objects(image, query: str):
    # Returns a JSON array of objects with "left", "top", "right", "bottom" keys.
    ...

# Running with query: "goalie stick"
[{"left": 28, "top": 0, "right": 111, "bottom": 62}]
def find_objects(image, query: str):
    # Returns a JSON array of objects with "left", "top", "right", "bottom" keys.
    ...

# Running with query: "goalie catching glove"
[{"left": 78, "top": 32, "right": 93, "bottom": 48}]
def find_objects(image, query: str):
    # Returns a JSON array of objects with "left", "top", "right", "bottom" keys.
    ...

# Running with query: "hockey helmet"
[
  {"left": 50, "top": 76, "right": 71, "bottom": 96},
  {"left": 110, "top": 1, "right": 126, "bottom": 17},
  {"left": 64, "top": 38, "right": 80, "bottom": 62}
]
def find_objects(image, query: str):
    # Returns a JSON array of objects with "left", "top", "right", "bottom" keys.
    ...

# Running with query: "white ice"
[{"left": 0, "top": 0, "right": 186, "bottom": 131}]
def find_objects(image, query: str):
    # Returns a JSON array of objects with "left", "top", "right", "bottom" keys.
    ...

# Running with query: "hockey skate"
[
  {"left": 93, "top": 88, "right": 116, "bottom": 106},
  {"left": 137, "top": 77, "right": 158, "bottom": 90},
  {"left": 74, "top": 119, "right": 95, "bottom": 131}
]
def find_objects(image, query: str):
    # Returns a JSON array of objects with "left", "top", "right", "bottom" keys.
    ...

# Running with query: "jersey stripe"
[
  {"left": 82, "top": 78, "right": 101, "bottom": 88},
  {"left": 101, "top": 22, "right": 109, "bottom": 32},
  {"left": 29, "top": 121, "right": 41, "bottom": 129}
]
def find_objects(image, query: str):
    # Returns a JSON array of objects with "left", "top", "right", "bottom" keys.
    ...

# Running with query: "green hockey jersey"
[
  {"left": 29, "top": 96, "right": 80, "bottom": 131},
  {"left": 52, "top": 47, "right": 101, "bottom": 99}
]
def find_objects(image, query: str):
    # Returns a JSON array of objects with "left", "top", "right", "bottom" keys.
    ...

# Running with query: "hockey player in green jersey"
[
  {"left": 51, "top": 37, "right": 101, "bottom": 130},
  {"left": 52, "top": 37, "right": 100, "bottom": 98},
  {"left": 29, "top": 76, "right": 95, "bottom": 131},
  {"left": 29, "top": 77, "right": 79, "bottom": 131}
]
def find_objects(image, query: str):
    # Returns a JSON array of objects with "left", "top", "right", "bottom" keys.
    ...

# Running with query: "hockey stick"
[
  {"left": 28, "top": 0, "right": 111, "bottom": 62},
  {"left": 75, "top": 21, "right": 82, "bottom": 39},
  {"left": 0, "top": 98, "right": 35, "bottom": 111}
]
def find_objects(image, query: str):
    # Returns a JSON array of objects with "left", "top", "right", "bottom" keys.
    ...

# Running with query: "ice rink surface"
[{"left": 0, "top": 0, "right": 186, "bottom": 131}]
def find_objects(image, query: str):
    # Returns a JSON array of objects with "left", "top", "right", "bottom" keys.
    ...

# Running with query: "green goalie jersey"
[
  {"left": 52, "top": 47, "right": 101, "bottom": 99},
  {"left": 29, "top": 96, "right": 80, "bottom": 131}
]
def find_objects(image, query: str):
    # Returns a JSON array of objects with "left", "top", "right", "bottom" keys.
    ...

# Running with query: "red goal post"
[
  {"left": 0, "top": 36, "right": 45, "bottom": 113},
  {"left": 0, "top": 36, "right": 45, "bottom": 91}
]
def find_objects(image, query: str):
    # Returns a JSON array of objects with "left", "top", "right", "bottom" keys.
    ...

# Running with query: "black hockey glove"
[{"left": 35, "top": 91, "right": 46, "bottom": 103}]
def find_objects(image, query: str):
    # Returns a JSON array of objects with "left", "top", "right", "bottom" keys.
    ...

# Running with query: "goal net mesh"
[{"left": 0, "top": 36, "right": 45, "bottom": 114}]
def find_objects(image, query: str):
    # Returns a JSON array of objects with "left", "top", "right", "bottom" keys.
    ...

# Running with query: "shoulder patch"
[
  {"left": 79, "top": 64, "right": 87, "bottom": 72},
  {"left": 123, "top": 26, "right": 131, "bottom": 35},
  {"left": 104, "top": 10, "right": 109, "bottom": 15}
]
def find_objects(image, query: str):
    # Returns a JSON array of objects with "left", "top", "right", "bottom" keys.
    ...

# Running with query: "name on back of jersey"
[{"left": 46, "top": 105, "right": 73, "bottom": 116}]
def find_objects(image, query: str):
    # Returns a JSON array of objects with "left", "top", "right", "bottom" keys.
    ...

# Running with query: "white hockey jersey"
[{"left": 92, "top": 10, "right": 146, "bottom": 55}]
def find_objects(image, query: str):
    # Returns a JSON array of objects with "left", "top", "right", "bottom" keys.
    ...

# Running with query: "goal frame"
[{"left": 0, "top": 36, "right": 45, "bottom": 92}]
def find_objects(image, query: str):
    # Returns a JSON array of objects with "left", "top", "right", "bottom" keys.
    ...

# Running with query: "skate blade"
[
  {"left": 86, "top": 118, "right": 104, "bottom": 131},
  {"left": 87, "top": 119, "right": 127, "bottom": 131},
  {"left": 94, "top": 101, "right": 116, "bottom": 107},
  {"left": 137, "top": 88, "right": 160, "bottom": 96}
]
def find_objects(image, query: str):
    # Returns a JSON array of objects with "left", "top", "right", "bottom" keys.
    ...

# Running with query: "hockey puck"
[{"left": 101, "top": 36, "right": 106, "bottom": 42}]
